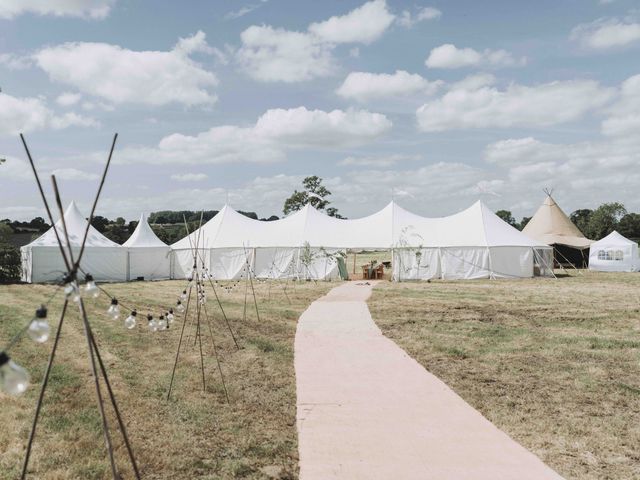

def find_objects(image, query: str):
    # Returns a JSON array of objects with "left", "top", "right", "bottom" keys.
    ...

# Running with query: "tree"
[
  {"left": 495, "top": 210, "right": 516, "bottom": 227},
  {"left": 0, "top": 223, "right": 12, "bottom": 244},
  {"left": 586, "top": 202, "right": 626, "bottom": 240},
  {"left": 283, "top": 176, "right": 343, "bottom": 218},
  {"left": 518, "top": 216, "right": 531, "bottom": 231},
  {"left": 91, "top": 215, "right": 110, "bottom": 233},
  {"left": 570, "top": 209, "right": 592, "bottom": 236},
  {"left": 617, "top": 213, "right": 640, "bottom": 240}
]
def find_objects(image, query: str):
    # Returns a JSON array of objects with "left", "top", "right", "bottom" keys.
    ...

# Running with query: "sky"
[{"left": 1, "top": 0, "right": 639, "bottom": 222}]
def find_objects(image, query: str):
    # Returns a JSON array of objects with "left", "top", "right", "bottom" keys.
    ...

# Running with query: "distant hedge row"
[{"left": 0, "top": 244, "right": 21, "bottom": 283}]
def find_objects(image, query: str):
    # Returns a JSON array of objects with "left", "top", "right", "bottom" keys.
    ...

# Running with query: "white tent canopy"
[
  {"left": 171, "top": 200, "right": 553, "bottom": 281},
  {"left": 589, "top": 231, "right": 639, "bottom": 272},
  {"left": 123, "top": 213, "right": 171, "bottom": 280},
  {"left": 21, "top": 202, "right": 127, "bottom": 283}
]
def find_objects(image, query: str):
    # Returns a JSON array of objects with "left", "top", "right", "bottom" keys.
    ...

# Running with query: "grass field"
[
  {"left": 368, "top": 271, "right": 640, "bottom": 480},
  {"left": 0, "top": 279, "right": 332, "bottom": 480}
]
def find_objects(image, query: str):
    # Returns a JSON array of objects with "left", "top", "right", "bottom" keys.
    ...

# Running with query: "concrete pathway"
[{"left": 295, "top": 281, "right": 563, "bottom": 480}]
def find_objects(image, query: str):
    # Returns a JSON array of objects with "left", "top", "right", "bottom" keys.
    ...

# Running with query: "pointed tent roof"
[
  {"left": 522, "top": 195, "right": 593, "bottom": 249},
  {"left": 591, "top": 230, "right": 637, "bottom": 248},
  {"left": 26, "top": 201, "right": 121, "bottom": 248},
  {"left": 123, "top": 213, "right": 168, "bottom": 248}
]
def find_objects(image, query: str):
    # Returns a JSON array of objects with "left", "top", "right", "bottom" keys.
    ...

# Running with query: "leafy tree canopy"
[{"left": 283, "top": 176, "right": 344, "bottom": 218}]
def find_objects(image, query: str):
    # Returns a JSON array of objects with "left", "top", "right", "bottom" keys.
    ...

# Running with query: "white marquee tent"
[
  {"left": 21, "top": 202, "right": 127, "bottom": 283},
  {"left": 123, "top": 213, "right": 171, "bottom": 280},
  {"left": 172, "top": 201, "right": 553, "bottom": 281},
  {"left": 588, "top": 231, "right": 640, "bottom": 272}
]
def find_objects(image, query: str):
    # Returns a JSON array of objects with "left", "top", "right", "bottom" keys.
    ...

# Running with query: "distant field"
[
  {"left": 368, "top": 272, "right": 640, "bottom": 480},
  {"left": 0, "top": 279, "right": 333, "bottom": 479}
]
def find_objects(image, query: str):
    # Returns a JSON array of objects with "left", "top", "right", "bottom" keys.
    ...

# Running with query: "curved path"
[{"left": 295, "top": 281, "right": 563, "bottom": 480}]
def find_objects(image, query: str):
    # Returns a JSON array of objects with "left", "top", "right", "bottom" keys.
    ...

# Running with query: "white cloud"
[
  {"left": 0, "top": 53, "right": 32, "bottom": 70},
  {"left": 34, "top": 31, "right": 219, "bottom": 106},
  {"left": 171, "top": 173, "right": 209, "bottom": 182},
  {"left": 0, "top": 0, "right": 113, "bottom": 19},
  {"left": 426, "top": 44, "right": 526, "bottom": 69},
  {"left": 116, "top": 106, "right": 391, "bottom": 165},
  {"left": 339, "top": 154, "right": 420, "bottom": 167},
  {"left": 0, "top": 92, "right": 97, "bottom": 135},
  {"left": 601, "top": 73, "right": 640, "bottom": 137},
  {"left": 336, "top": 70, "right": 442, "bottom": 102},
  {"left": 397, "top": 6, "right": 441, "bottom": 28},
  {"left": 308, "top": 0, "right": 395, "bottom": 44},
  {"left": 56, "top": 92, "right": 82, "bottom": 107},
  {"left": 224, "top": 1, "right": 268, "bottom": 20},
  {"left": 237, "top": 1, "right": 395, "bottom": 82},
  {"left": 416, "top": 76, "right": 614, "bottom": 131},
  {"left": 51, "top": 168, "right": 99, "bottom": 181},
  {"left": 0, "top": 156, "right": 31, "bottom": 180},
  {"left": 237, "top": 26, "right": 335, "bottom": 82},
  {"left": 571, "top": 17, "right": 640, "bottom": 50}
]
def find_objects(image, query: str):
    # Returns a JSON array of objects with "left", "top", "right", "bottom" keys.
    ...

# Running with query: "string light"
[
  {"left": 167, "top": 309, "right": 175, "bottom": 324},
  {"left": 107, "top": 298, "right": 120, "bottom": 321},
  {"left": 180, "top": 290, "right": 187, "bottom": 301},
  {"left": 157, "top": 314, "right": 167, "bottom": 331},
  {"left": 27, "top": 305, "right": 50, "bottom": 343},
  {"left": 124, "top": 310, "right": 137, "bottom": 330},
  {"left": 64, "top": 282, "right": 81, "bottom": 303},
  {"left": 0, "top": 352, "right": 29, "bottom": 396},
  {"left": 176, "top": 300, "right": 185, "bottom": 313},
  {"left": 147, "top": 314, "right": 158, "bottom": 332},
  {"left": 83, "top": 274, "right": 100, "bottom": 298}
]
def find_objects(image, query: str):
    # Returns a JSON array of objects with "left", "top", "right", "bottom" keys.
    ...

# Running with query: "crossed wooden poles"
[
  {"left": 166, "top": 213, "right": 258, "bottom": 401},
  {"left": 19, "top": 133, "right": 141, "bottom": 480}
]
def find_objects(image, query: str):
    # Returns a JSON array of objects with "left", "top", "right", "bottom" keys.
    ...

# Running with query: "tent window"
[{"left": 598, "top": 249, "right": 624, "bottom": 261}]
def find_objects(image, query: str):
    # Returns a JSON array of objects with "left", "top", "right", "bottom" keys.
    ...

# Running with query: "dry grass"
[
  {"left": 0, "top": 279, "right": 333, "bottom": 479},
  {"left": 368, "top": 271, "right": 640, "bottom": 480}
]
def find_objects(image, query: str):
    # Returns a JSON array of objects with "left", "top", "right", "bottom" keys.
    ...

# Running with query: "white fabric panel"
[
  {"left": 123, "top": 213, "right": 168, "bottom": 247},
  {"left": 254, "top": 248, "right": 297, "bottom": 279},
  {"left": 25, "top": 246, "right": 127, "bottom": 283},
  {"left": 128, "top": 247, "right": 171, "bottom": 280},
  {"left": 392, "top": 248, "right": 440, "bottom": 281},
  {"left": 172, "top": 249, "right": 196, "bottom": 279},
  {"left": 296, "top": 248, "right": 342, "bottom": 280},
  {"left": 589, "top": 231, "right": 640, "bottom": 272},
  {"left": 489, "top": 247, "right": 533, "bottom": 278},
  {"left": 209, "top": 248, "right": 249, "bottom": 280},
  {"left": 441, "top": 248, "right": 491, "bottom": 280}
]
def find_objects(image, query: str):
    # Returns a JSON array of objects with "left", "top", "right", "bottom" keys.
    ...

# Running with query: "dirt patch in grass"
[
  {"left": 368, "top": 272, "right": 640, "bottom": 480},
  {"left": 0, "top": 279, "right": 333, "bottom": 479}
]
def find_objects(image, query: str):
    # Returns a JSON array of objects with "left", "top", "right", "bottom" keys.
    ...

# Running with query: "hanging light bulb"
[
  {"left": 83, "top": 274, "right": 100, "bottom": 298},
  {"left": 176, "top": 300, "right": 185, "bottom": 313},
  {"left": 64, "top": 282, "right": 81, "bottom": 303},
  {"left": 27, "top": 305, "right": 50, "bottom": 343},
  {"left": 147, "top": 314, "right": 158, "bottom": 332},
  {"left": 107, "top": 299, "right": 120, "bottom": 321},
  {"left": 157, "top": 314, "right": 167, "bottom": 331},
  {"left": 180, "top": 290, "right": 187, "bottom": 301},
  {"left": 0, "top": 352, "right": 29, "bottom": 396},
  {"left": 167, "top": 309, "right": 175, "bottom": 324},
  {"left": 124, "top": 310, "right": 137, "bottom": 330}
]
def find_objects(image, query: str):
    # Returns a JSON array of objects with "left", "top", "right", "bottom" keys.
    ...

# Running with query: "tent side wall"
[
  {"left": 589, "top": 243, "right": 639, "bottom": 272},
  {"left": 24, "top": 246, "right": 128, "bottom": 283},
  {"left": 127, "top": 247, "right": 171, "bottom": 280}
]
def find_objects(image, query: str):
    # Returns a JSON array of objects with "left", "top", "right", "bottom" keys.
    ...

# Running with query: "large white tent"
[
  {"left": 589, "top": 231, "right": 640, "bottom": 272},
  {"left": 123, "top": 213, "right": 171, "bottom": 280},
  {"left": 21, "top": 202, "right": 127, "bottom": 283},
  {"left": 172, "top": 201, "right": 553, "bottom": 281}
]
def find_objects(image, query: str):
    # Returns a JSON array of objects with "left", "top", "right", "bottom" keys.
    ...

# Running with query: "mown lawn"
[
  {"left": 368, "top": 271, "right": 640, "bottom": 480},
  {"left": 0, "top": 279, "right": 333, "bottom": 479}
]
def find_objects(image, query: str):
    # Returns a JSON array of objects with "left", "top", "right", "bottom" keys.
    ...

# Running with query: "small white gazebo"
[
  {"left": 589, "top": 231, "right": 640, "bottom": 272},
  {"left": 123, "top": 213, "right": 171, "bottom": 280}
]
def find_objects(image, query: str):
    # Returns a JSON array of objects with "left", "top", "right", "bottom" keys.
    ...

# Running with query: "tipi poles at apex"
[{"left": 18, "top": 134, "right": 141, "bottom": 480}]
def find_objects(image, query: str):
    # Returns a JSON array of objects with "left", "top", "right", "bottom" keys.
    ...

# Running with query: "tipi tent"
[
  {"left": 522, "top": 194, "right": 592, "bottom": 267},
  {"left": 123, "top": 214, "right": 171, "bottom": 280},
  {"left": 21, "top": 202, "right": 127, "bottom": 283},
  {"left": 589, "top": 231, "right": 639, "bottom": 272}
]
